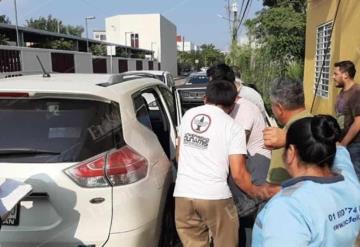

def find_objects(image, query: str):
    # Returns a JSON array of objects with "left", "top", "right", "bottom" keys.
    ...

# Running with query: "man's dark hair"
[
  {"left": 334, "top": 60, "right": 356, "bottom": 79},
  {"left": 206, "top": 63, "right": 235, "bottom": 83},
  {"left": 206, "top": 80, "right": 237, "bottom": 107},
  {"left": 270, "top": 77, "right": 304, "bottom": 110}
]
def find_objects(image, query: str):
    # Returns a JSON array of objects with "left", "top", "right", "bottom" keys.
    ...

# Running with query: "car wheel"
[{"left": 158, "top": 186, "right": 181, "bottom": 247}]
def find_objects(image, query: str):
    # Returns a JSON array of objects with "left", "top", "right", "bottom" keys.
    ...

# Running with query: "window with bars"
[{"left": 314, "top": 22, "right": 332, "bottom": 97}]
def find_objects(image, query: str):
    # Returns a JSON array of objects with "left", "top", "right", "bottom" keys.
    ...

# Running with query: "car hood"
[{"left": 175, "top": 83, "right": 208, "bottom": 89}]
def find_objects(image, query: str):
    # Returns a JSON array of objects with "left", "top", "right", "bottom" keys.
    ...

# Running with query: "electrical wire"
[
  {"left": 310, "top": 0, "right": 342, "bottom": 113},
  {"left": 237, "top": 0, "right": 252, "bottom": 30}
]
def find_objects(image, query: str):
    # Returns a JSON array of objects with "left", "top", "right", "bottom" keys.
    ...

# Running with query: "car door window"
[
  {"left": 166, "top": 74, "right": 175, "bottom": 88},
  {"left": 159, "top": 86, "right": 176, "bottom": 126},
  {"left": 134, "top": 96, "right": 153, "bottom": 130},
  {"left": 133, "top": 89, "right": 171, "bottom": 158}
]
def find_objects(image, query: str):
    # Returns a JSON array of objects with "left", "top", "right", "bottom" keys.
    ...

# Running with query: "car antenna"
[{"left": 36, "top": 55, "right": 51, "bottom": 78}]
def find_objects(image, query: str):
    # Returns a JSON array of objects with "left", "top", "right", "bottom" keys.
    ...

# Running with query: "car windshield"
[
  {"left": 186, "top": 75, "right": 209, "bottom": 84},
  {"left": 0, "top": 98, "right": 124, "bottom": 163}
]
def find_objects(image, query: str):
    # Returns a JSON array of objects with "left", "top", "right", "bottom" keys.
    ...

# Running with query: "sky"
[{"left": 0, "top": 0, "right": 263, "bottom": 51}]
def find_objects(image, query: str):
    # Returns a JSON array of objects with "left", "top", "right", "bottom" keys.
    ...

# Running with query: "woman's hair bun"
[{"left": 310, "top": 115, "right": 341, "bottom": 144}]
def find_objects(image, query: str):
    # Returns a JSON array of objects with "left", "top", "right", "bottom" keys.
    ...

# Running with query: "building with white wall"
[
  {"left": 105, "top": 14, "right": 177, "bottom": 76},
  {"left": 93, "top": 30, "right": 106, "bottom": 41},
  {"left": 176, "top": 35, "right": 197, "bottom": 52}
]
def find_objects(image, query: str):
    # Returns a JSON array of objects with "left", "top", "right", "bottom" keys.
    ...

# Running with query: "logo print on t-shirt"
[{"left": 191, "top": 114, "right": 211, "bottom": 133}]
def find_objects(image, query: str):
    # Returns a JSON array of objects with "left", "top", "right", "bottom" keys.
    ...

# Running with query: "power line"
[
  {"left": 310, "top": 0, "right": 342, "bottom": 113},
  {"left": 237, "top": 0, "right": 252, "bottom": 31}
]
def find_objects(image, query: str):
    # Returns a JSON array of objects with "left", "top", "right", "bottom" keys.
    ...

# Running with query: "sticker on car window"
[
  {"left": 49, "top": 127, "right": 81, "bottom": 138},
  {"left": 46, "top": 102, "right": 60, "bottom": 118}
]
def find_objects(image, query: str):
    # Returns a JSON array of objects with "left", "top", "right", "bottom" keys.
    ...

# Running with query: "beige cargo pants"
[{"left": 175, "top": 197, "right": 239, "bottom": 247}]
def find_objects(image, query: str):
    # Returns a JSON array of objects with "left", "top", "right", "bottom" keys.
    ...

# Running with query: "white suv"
[
  {"left": 0, "top": 73, "right": 179, "bottom": 246},
  {"left": 122, "top": 70, "right": 176, "bottom": 91}
]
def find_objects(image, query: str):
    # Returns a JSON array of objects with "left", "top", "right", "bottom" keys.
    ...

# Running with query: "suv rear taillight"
[{"left": 64, "top": 146, "right": 148, "bottom": 188}]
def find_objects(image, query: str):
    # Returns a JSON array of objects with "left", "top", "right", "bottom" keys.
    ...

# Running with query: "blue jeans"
[{"left": 347, "top": 142, "right": 360, "bottom": 181}]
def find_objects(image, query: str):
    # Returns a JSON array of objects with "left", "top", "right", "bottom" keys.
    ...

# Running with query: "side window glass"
[
  {"left": 169, "top": 74, "right": 175, "bottom": 84},
  {"left": 159, "top": 87, "right": 176, "bottom": 125},
  {"left": 167, "top": 74, "right": 174, "bottom": 87},
  {"left": 134, "top": 89, "right": 171, "bottom": 158},
  {"left": 134, "top": 96, "right": 153, "bottom": 130}
]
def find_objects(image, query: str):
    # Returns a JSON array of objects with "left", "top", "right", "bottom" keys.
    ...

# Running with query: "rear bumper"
[{"left": 104, "top": 219, "right": 158, "bottom": 247}]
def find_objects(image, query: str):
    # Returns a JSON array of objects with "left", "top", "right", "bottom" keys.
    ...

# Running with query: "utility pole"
[
  {"left": 85, "top": 16, "right": 96, "bottom": 53},
  {"left": 13, "top": 0, "right": 20, "bottom": 46},
  {"left": 231, "top": 0, "right": 238, "bottom": 45},
  {"left": 182, "top": 36, "right": 185, "bottom": 52}
]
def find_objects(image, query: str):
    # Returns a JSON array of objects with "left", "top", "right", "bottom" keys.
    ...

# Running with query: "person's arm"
[
  {"left": 263, "top": 127, "right": 286, "bottom": 149},
  {"left": 333, "top": 145, "right": 357, "bottom": 179},
  {"left": 340, "top": 116, "right": 360, "bottom": 146},
  {"left": 229, "top": 154, "right": 279, "bottom": 200}
]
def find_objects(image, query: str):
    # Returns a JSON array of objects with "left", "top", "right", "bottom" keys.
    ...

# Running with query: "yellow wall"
[{"left": 304, "top": 0, "right": 360, "bottom": 115}]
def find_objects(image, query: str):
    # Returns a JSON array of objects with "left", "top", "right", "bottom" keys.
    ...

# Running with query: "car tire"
[{"left": 158, "top": 185, "right": 181, "bottom": 247}]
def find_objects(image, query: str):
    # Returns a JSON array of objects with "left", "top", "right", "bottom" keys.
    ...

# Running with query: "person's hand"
[
  {"left": 252, "top": 183, "right": 281, "bottom": 200},
  {"left": 263, "top": 127, "right": 286, "bottom": 149}
]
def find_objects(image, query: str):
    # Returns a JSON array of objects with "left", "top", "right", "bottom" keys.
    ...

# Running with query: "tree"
[
  {"left": 0, "top": 33, "right": 9, "bottom": 45},
  {"left": 0, "top": 15, "right": 11, "bottom": 24},
  {"left": 47, "top": 38, "right": 74, "bottom": 50},
  {"left": 90, "top": 44, "right": 107, "bottom": 56},
  {"left": 199, "top": 44, "right": 225, "bottom": 67},
  {"left": 0, "top": 15, "right": 10, "bottom": 45},
  {"left": 263, "top": 0, "right": 307, "bottom": 14},
  {"left": 26, "top": 15, "right": 84, "bottom": 37},
  {"left": 66, "top": 25, "right": 84, "bottom": 37},
  {"left": 225, "top": 0, "right": 307, "bottom": 110},
  {"left": 29, "top": 38, "right": 74, "bottom": 50},
  {"left": 177, "top": 44, "right": 225, "bottom": 73},
  {"left": 245, "top": 7, "right": 305, "bottom": 70}
]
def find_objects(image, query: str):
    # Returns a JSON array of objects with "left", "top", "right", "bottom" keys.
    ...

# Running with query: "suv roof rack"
[{"left": 97, "top": 72, "right": 158, "bottom": 87}]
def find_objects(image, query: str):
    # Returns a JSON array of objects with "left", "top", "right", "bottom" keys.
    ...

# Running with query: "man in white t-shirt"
[
  {"left": 174, "top": 80, "right": 276, "bottom": 247},
  {"left": 207, "top": 64, "right": 275, "bottom": 246},
  {"left": 237, "top": 80, "right": 266, "bottom": 116},
  {"left": 229, "top": 97, "right": 271, "bottom": 206}
]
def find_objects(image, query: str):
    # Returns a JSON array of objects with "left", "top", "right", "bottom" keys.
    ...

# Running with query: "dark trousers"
[{"left": 347, "top": 142, "right": 360, "bottom": 181}]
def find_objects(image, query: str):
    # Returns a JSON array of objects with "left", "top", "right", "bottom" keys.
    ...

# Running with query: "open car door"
[{"left": 174, "top": 86, "right": 206, "bottom": 128}]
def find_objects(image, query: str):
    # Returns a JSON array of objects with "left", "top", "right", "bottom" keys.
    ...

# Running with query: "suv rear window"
[{"left": 0, "top": 98, "right": 124, "bottom": 163}]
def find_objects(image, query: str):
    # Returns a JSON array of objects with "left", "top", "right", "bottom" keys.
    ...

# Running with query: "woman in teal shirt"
[{"left": 252, "top": 115, "right": 360, "bottom": 246}]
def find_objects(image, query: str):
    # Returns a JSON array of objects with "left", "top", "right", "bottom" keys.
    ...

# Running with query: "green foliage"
[
  {"left": 48, "top": 38, "right": 74, "bottom": 50},
  {"left": 199, "top": 44, "right": 225, "bottom": 67},
  {"left": 177, "top": 44, "right": 225, "bottom": 72},
  {"left": 286, "top": 61, "right": 304, "bottom": 81},
  {"left": 225, "top": 0, "right": 307, "bottom": 110},
  {"left": 0, "top": 33, "right": 9, "bottom": 45},
  {"left": 226, "top": 43, "right": 280, "bottom": 108},
  {"left": 26, "top": 15, "right": 84, "bottom": 37},
  {"left": 90, "top": 44, "right": 107, "bottom": 56},
  {"left": 263, "top": 0, "right": 307, "bottom": 14},
  {"left": 0, "top": 15, "right": 11, "bottom": 24},
  {"left": 246, "top": 6, "right": 306, "bottom": 67},
  {"left": 66, "top": 25, "right": 84, "bottom": 37},
  {"left": 30, "top": 38, "right": 74, "bottom": 50}
]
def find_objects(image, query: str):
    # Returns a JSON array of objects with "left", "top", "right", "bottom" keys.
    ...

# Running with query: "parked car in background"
[
  {"left": 178, "top": 72, "right": 209, "bottom": 102},
  {"left": 184, "top": 71, "right": 209, "bottom": 86},
  {"left": 174, "top": 71, "right": 208, "bottom": 118},
  {"left": 122, "top": 70, "right": 176, "bottom": 91},
  {"left": 0, "top": 73, "right": 179, "bottom": 246}
]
